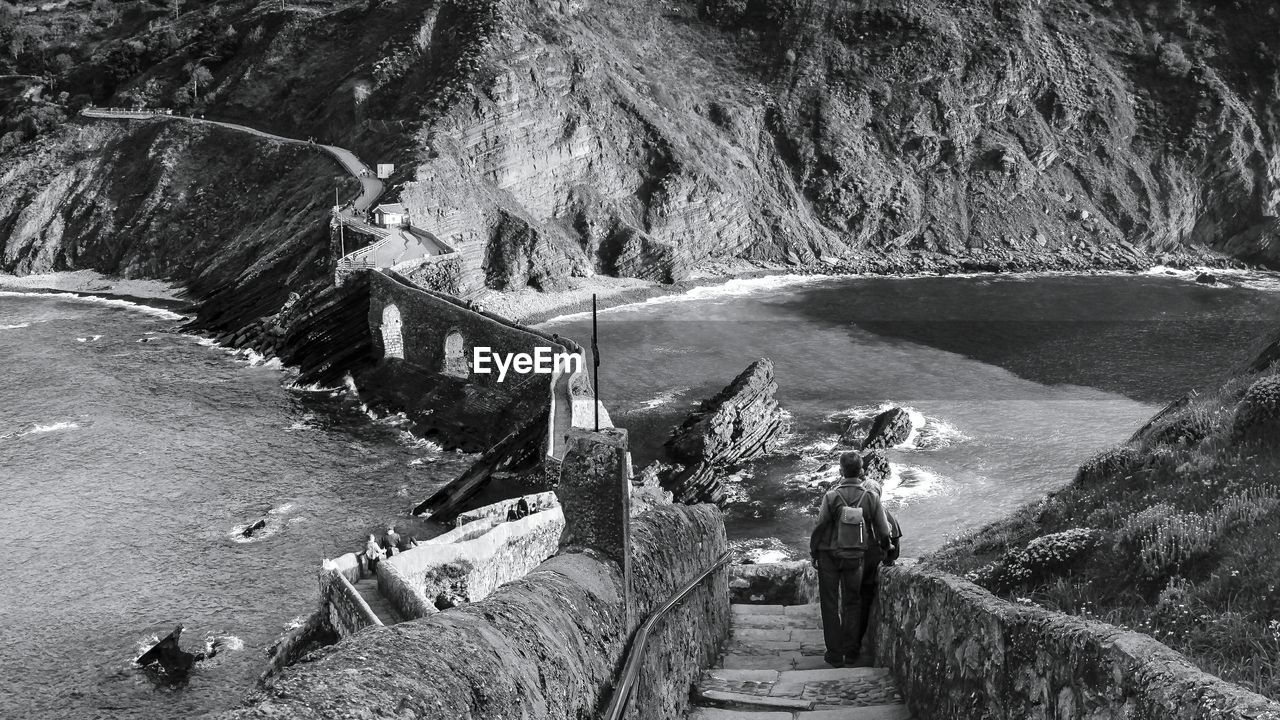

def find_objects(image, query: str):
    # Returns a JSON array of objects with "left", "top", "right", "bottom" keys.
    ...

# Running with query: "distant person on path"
[
  {"left": 364, "top": 534, "right": 385, "bottom": 572},
  {"left": 383, "top": 525, "right": 401, "bottom": 554},
  {"left": 854, "top": 478, "right": 903, "bottom": 660},
  {"left": 810, "top": 452, "right": 892, "bottom": 668}
]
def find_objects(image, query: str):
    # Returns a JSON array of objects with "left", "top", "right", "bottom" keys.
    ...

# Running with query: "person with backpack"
[
  {"left": 810, "top": 452, "right": 892, "bottom": 667},
  {"left": 855, "top": 479, "right": 904, "bottom": 659}
]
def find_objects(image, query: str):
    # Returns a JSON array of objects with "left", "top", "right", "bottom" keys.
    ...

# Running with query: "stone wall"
[
  {"left": 318, "top": 563, "right": 380, "bottom": 638},
  {"left": 221, "top": 501, "right": 728, "bottom": 720},
  {"left": 358, "top": 270, "right": 578, "bottom": 450},
  {"left": 380, "top": 507, "right": 565, "bottom": 613},
  {"left": 729, "top": 561, "right": 818, "bottom": 605},
  {"left": 875, "top": 564, "right": 1280, "bottom": 720},
  {"left": 454, "top": 490, "right": 558, "bottom": 526},
  {"left": 367, "top": 270, "right": 576, "bottom": 388}
]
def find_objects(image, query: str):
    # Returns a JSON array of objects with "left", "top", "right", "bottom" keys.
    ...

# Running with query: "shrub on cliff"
[
  {"left": 966, "top": 528, "right": 1102, "bottom": 593},
  {"left": 1147, "top": 405, "right": 1216, "bottom": 447},
  {"left": 1075, "top": 446, "right": 1139, "bottom": 485},
  {"left": 1232, "top": 375, "right": 1280, "bottom": 444}
]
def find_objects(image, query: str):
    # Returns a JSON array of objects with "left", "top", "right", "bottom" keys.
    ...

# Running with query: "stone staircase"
[
  {"left": 352, "top": 576, "right": 404, "bottom": 626},
  {"left": 688, "top": 603, "right": 911, "bottom": 720}
]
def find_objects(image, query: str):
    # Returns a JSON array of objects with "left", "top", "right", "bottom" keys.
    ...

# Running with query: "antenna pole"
[{"left": 592, "top": 293, "right": 600, "bottom": 432}]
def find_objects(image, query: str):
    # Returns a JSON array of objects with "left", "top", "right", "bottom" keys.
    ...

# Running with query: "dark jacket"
[{"left": 810, "top": 478, "right": 892, "bottom": 557}]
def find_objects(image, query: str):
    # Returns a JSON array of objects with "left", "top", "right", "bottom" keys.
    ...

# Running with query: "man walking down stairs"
[{"left": 688, "top": 603, "right": 911, "bottom": 720}]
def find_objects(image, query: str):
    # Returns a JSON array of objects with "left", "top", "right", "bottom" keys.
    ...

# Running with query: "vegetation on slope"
[{"left": 930, "top": 332, "right": 1280, "bottom": 699}]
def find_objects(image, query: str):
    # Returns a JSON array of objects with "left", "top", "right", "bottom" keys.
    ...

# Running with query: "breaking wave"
[
  {"left": 0, "top": 322, "right": 30, "bottom": 330},
  {"left": 0, "top": 290, "right": 184, "bottom": 320},
  {"left": 828, "top": 402, "right": 967, "bottom": 451},
  {"left": 2, "top": 421, "right": 80, "bottom": 440},
  {"left": 637, "top": 386, "right": 688, "bottom": 410}
]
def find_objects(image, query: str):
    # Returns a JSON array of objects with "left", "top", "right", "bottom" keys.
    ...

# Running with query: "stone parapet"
[
  {"left": 875, "top": 564, "right": 1280, "bottom": 720},
  {"left": 220, "top": 502, "right": 728, "bottom": 720}
]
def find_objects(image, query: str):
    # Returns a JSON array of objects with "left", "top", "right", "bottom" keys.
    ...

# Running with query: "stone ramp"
[
  {"left": 688, "top": 604, "right": 909, "bottom": 720},
  {"left": 352, "top": 577, "right": 404, "bottom": 626}
]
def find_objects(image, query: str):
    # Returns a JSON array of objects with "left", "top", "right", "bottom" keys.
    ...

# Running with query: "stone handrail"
[{"left": 875, "top": 564, "right": 1280, "bottom": 720}]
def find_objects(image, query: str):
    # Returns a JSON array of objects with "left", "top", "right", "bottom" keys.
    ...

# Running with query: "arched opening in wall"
[
  {"left": 381, "top": 304, "right": 404, "bottom": 360},
  {"left": 443, "top": 331, "right": 467, "bottom": 378}
]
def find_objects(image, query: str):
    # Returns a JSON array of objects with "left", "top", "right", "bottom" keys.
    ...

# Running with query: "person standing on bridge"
[{"left": 810, "top": 452, "right": 892, "bottom": 668}]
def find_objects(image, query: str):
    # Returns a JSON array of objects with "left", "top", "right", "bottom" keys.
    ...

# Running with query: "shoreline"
[
  {"left": 516, "top": 247, "right": 1248, "bottom": 326},
  {"left": 1, "top": 245, "right": 1253, "bottom": 330},
  {"left": 0, "top": 270, "right": 196, "bottom": 314}
]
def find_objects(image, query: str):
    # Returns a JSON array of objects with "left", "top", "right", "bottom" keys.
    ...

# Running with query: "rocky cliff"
[{"left": 3, "top": 0, "right": 1280, "bottom": 323}]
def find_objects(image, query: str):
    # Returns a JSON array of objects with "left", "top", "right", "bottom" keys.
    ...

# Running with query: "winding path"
[{"left": 80, "top": 108, "right": 384, "bottom": 213}]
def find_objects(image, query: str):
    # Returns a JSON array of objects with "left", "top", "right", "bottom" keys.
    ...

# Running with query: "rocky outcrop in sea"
[{"left": 661, "top": 359, "right": 787, "bottom": 505}]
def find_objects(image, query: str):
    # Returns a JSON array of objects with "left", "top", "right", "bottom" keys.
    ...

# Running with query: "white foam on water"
[
  {"left": 268, "top": 503, "right": 295, "bottom": 515},
  {"left": 827, "top": 402, "right": 967, "bottom": 451},
  {"left": 0, "top": 290, "right": 185, "bottom": 320},
  {"left": 883, "top": 463, "right": 947, "bottom": 504},
  {"left": 540, "top": 273, "right": 838, "bottom": 324},
  {"left": 637, "top": 386, "right": 688, "bottom": 410},
  {"left": 3, "top": 421, "right": 81, "bottom": 440},
  {"left": 0, "top": 322, "right": 30, "bottom": 330}
]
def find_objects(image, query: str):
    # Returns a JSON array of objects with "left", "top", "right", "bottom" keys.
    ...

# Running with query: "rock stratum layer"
[{"left": 2, "top": 0, "right": 1280, "bottom": 333}]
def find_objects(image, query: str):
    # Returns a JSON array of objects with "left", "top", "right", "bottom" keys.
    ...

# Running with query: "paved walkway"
[
  {"left": 689, "top": 604, "right": 911, "bottom": 720},
  {"left": 80, "top": 108, "right": 384, "bottom": 212},
  {"left": 352, "top": 576, "right": 404, "bottom": 626}
]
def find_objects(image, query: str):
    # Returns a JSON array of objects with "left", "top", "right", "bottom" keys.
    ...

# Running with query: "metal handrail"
[{"left": 602, "top": 549, "right": 733, "bottom": 720}]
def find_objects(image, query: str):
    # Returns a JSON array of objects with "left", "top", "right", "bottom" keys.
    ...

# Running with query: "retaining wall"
[
  {"left": 379, "top": 507, "right": 565, "bottom": 615},
  {"left": 318, "top": 563, "right": 381, "bottom": 638},
  {"left": 729, "top": 561, "right": 818, "bottom": 605},
  {"left": 875, "top": 564, "right": 1280, "bottom": 720},
  {"left": 221, "top": 501, "right": 728, "bottom": 720}
]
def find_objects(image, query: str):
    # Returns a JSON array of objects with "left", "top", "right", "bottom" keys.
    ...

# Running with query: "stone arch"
[
  {"left": 443, "top": 330, "right": 467, "bottom": 378},
  {"left": 381, "top": 304, "right": 404, "bottom": 360}
]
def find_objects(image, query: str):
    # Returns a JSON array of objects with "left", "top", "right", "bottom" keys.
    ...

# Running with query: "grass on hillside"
[{"left": 929, "top": 332, "right": 1280, "bottom": 700}]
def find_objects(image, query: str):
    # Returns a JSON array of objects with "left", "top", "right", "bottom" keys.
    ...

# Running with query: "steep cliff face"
[
  {"left": 3, "top": 0, "right": 1280, "bottom": 309},
  {"left": 0, "top": 117, "right": 350, "bottom": 330}
]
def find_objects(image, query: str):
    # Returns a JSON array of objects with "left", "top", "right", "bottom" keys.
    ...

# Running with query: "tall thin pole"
[{"left": 592, "top": 293, "right": 600, "bottom": 432}]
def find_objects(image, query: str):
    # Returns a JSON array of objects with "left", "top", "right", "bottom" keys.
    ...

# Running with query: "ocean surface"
[
  {"left": 0, "top": 292, "right": 466, "bottom": 720},
  {"left": 542, "top": 269, "right": 1280, "bottom": 562}
]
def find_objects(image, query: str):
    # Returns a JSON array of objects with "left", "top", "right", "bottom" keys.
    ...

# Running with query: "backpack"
[{"left": 827, "top": 487, "right": 871, "bottom": 560}]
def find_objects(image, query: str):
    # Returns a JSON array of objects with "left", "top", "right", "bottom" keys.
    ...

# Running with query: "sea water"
[
  {"left": 542, "top": 270, "right": 1280, "bottom": 561},
  {"left": 0, "top": 292, "right": 464, "bottom": 719}
]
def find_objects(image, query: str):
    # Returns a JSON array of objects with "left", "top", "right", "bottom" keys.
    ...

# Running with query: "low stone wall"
[
  {"left": 875, "top": 564, "right": 1280, "bottom": 720},
  {"left": 729, "top": 561, "right": 818, "bottom": 605},
  {"left": 318, "top": 563, "right": 380, "bottom": 638},
  {"left": 221, "top": 501, "right": 728, "bottom": 720},
  {"left": 380, "top": 507, "right": 565, "bottom": 613},
  {"left": 454, "top": 490, "right": 558, "bottom": 526}
]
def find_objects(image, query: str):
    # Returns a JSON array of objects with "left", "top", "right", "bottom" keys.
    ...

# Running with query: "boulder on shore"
[
  {"left": 1196, "top": 272, "right": 1218, "bottom": 284},
  {"left": 662, "top": 359, "right": 787, "bottom": 504}
]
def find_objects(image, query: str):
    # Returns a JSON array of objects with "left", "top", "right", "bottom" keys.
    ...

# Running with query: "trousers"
[{"left": 816, "top": 551, "right": 865, "bottom": 662}]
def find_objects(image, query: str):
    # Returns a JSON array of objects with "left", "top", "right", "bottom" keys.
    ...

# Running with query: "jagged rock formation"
[
  {"left": 662, "top": 359, "right": 787, "bottom": 504},
  {"left": 862, "top": 449, "right": 891, "bottom": 483}
]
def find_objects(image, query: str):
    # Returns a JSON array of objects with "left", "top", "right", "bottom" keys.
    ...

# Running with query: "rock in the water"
[
  {"left": 662, "top": 359, "right": 787, "bottom": 504},
  {"left": 861, "top": 449, "right": 890, "bottom": 482},
  {"left": 1196, "top": 272, "right": 1218, "bottom": 284},
  {"left": 860, "top": 407, "right": 914, "bottom": 449}
]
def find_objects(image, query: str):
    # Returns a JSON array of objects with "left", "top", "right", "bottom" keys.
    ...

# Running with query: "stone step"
[{"left": 689, "top": 706, "right": 911, "bottom": 720}]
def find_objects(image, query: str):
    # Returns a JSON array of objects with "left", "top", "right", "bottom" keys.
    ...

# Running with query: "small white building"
[{"left": 373, "top": 203, "right": 408, "bottom": 228}]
